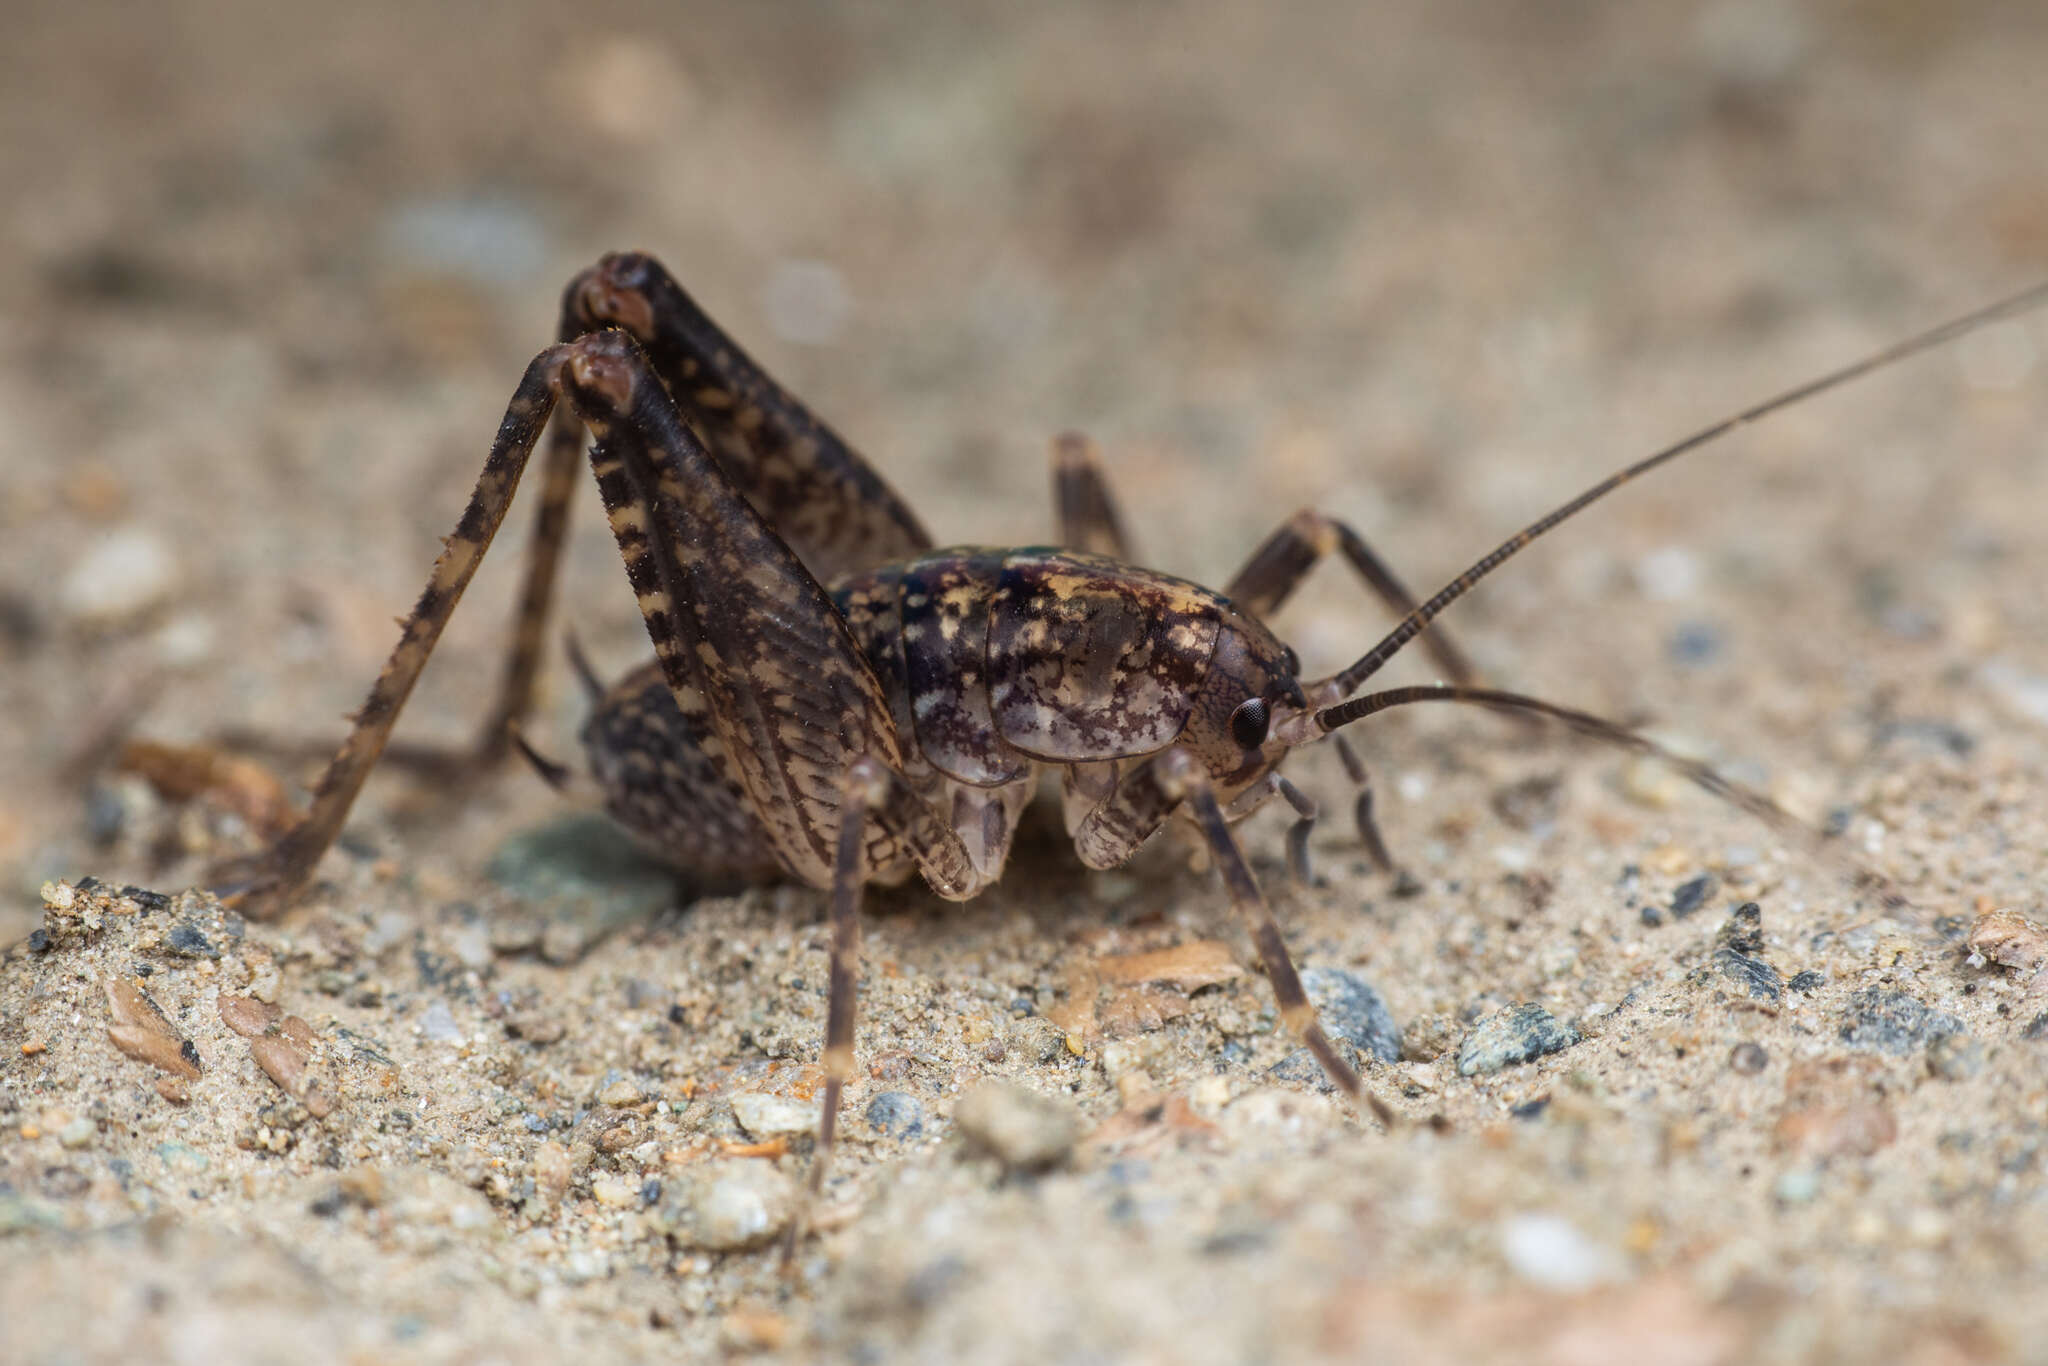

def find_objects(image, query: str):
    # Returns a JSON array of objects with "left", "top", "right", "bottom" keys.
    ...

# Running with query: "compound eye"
[{"left": 1230, "top": 697, "right": 1271, "bottom": 749}]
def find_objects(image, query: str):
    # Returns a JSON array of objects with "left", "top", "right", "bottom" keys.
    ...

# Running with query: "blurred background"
[
  {"left": 2, "top": 0, "right": 2045, "bottom": 909},
  {"left": 7, "top": 0, "right": 2048, "bottom": 931}
]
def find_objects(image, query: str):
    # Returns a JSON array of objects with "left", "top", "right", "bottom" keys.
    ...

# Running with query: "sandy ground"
[{"left": 6, "top": 3, "right": 2048, "bottom": 1362}]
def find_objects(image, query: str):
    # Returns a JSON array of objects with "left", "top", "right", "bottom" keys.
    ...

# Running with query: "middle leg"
[
  {"left": 1153, "top": 748, "right": 1396, "bottom": 1125},
  {"left": 1226, "top": 508, "right": 1476, "bottom": 685},
  {"left": 1226, "top": 508, "right": 1475, "bottom": 873},
  {"left": 1051, "top": 431, "right": 1135, "bottom": 559}
]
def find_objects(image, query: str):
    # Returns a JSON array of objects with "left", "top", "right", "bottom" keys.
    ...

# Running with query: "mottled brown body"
[{"left": 203, "top": 248, "right": 2048, "bottom": 1265}]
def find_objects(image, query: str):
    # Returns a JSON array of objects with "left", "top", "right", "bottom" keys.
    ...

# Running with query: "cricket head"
[{"left": 1164, "top": 604, "right": 1317, "bottom": 814}]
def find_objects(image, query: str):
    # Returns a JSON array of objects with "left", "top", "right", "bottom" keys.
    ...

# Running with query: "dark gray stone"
[
  {"left": 164, "top": 921, "right": 217, "bottom": 958},
  {"left": 1713, "top": 902, "right": 1781, "bottom": 1002},
  {"left": 1669, "top": 876, "right": 1715, "bottom": 920},
  {"left": 1839, "top": 986, "right": 1965, "bottom": 1056},
  {"left": 1456, "top": 1003, "right": 1581, "bottom": 1076},
  {"left": 1268, "top": 1037, "right": 1362, "bottom": 1092},
  {"left": 487, "top": 813, "right": 683, "bottom": 964},
  {"left": 1268, "top": 967, "right": 1400, "bottom": 1090},
  {"left": 865, "top": 1091, "right": 925, "bottom": 1140},
  {"left": 1300, "top": 967, "right": 1401, "bottom": 1064}
]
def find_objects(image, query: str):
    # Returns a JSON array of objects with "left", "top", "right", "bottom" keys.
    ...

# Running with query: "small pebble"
[
  {"left": 1457, "top": 1003, "right": 1581, "bottom": 1077},
  {"left": 866, "top": 1091, "right": 925, "bottom": 1139},
  {"left": 1729, "top": 1042, "right": 1769, "bottom": 1075},
  {"left": 156, "top": 1141, "right": 208, "bottom": 1174},
  {"left": 505, "top": 1011, "right": 566, "bottom": 1045},
  {"left": 1788, "top": 971, "right": 1825, "bottom": 993},
  {"left": 418, "top": 1001, "right": 462, "bottom": 1044},
  {"left": 57, "top": 1116, "right": 95, "bottom": 1150},
  {"left": 1399, "top": 1013, "right": 1462, "bottom": 1064},
  {"left": 657, "top": 1160, "right": 798, "bottom": 1251},
  {"left": 531, "top": 1140, "right": 574, "bottom": 1204},
  {"left": 1927, "top": 1034, "right": 1985, "bottom": 1081},
  {"left": 1300, "top": 967, "right": 1402, "bottom": 1064},
  {"left": 1715, "top": 955, "right": 1779, "bottom": 1003},
  {"left": 1669, "top": 876, "right": 1715, "bottom": 920},
  {"left": 1774, "top": 1167, "right": 1820, "bottom": 1204},
  {"left": 1007, "top": 1015, "right": 1070, "bottom": 1064},
  {"left": 105, "top": 977, "right": 202, "bottom": 1079},
  {"left": 730, "top": 1092, "right": 815, "bottom": 1138},
  {"left": 597, "top": 1077, "right": 642, "bottom": 1107},
  {"left": 1498, "top": 1213, "right": 1621, "bottom": 1291},
  {"left": 953, "top": 1081, "right": 1082, "bottom": 1171},
  {"left": 1621, "top": 757, "right": 1686, "bottom": 810},
  {"left": 1966, "top": 908, "right": 2048, "bottom": 974},
  {"left": 60, "top": 527, "right": 179, "bottom": 629}
]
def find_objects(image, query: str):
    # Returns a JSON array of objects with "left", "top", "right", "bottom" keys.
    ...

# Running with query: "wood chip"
[
  {"left": 1774, "top": 1058, "right": 1897, "bottom": 1158},
  {"left": 1967, "top": 908, "right": 2048, "bottom": 973},
  {"left": 222, "top": 995, "right": 335, "bottom": 1116},
  {"left": 1049, "top": 939, "right": 1243, "bottom": 1044},
  {"left": 218, "top": 994, "right": 283, "bottom": 1038},
  {"left": 117, "top": 738, "right": 299, "bottom": 837},
  {"left": 249, "top": 1033, "right": 307, "bottom": 1096},
  {"left": 104, "top": 976, "right": 201, "bottom": 1079},
  {"left": 1095, "top": 939, "right": 1244, "bottom": 991}
]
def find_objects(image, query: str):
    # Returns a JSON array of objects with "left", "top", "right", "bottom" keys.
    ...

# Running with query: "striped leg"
[
  {"left": 212, "top": 349, "right": 570, "bottom": 917},
  {"left": 555, "top": 333, "right": 980, "bottom": 1263},
  {"left": 782, "top": 756, "right": 890, "bottom": 1269},
  {"left": 470, "top": 404, "right": 587, "bottom": 763},
  {"left": 1153, "top": 749, "right": 1395, "bottom": 1125}
]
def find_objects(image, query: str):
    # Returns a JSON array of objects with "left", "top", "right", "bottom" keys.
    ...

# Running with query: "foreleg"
[
  {"left": 1226, "top": 508, "right": 1475, "bottom": 869},
  {"left": 1154, "top": 749, "right": 1396, "bottom": 1125}
]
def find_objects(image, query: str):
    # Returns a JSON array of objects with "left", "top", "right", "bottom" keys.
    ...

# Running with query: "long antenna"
[{"left": 1329, "top": 280, "right": 2048, "bottom": 698}]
